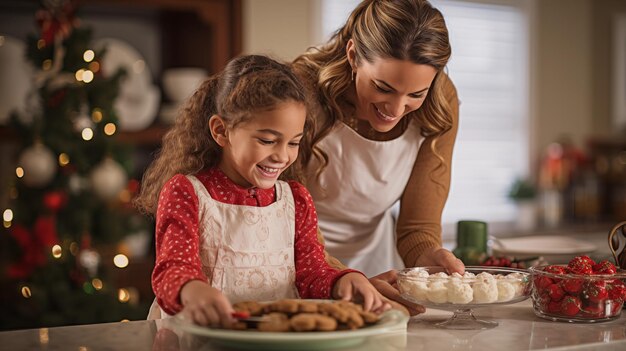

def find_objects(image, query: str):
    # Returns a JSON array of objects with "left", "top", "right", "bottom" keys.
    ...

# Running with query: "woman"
[{"left": 293, "top": 0, "right": 464, "bottom": 312}]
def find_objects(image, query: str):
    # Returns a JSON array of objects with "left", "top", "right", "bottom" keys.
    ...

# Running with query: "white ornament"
[
  {"left": 78, "top": 248, "right": 101, "bottom": 277},
  {"left": 68, "top": 174, "right": 89, "bottom": 194},
  {"left": 18, "top": 142, "right": 57, "bottom": 187},
  {"left": 73, "top": 114, "right": 93, "bottom": 133},
  {"left": 90, "top": 157, "right": 127, "bottom": 200}
]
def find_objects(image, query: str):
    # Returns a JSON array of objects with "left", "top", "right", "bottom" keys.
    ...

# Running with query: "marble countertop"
[
  {"left": 1, "top": 300, "right": 625, "bottom": 351},
  {"left": 2, "top": 227, "right": 623, "bottom": 350}
]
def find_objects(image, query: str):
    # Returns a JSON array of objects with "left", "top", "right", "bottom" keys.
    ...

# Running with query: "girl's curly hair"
[{"left": 135, "top": 55, "right": 313, "bottom": 215}]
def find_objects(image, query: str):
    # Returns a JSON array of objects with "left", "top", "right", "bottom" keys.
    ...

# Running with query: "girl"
[
  {"left": 135, "top": 55, "right": 388, "bottom": 327},
  {"left": 292, "top": 0, "right": 464, "bottom": 314}
]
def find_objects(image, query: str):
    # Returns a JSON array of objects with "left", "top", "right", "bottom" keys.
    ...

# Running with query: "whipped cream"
[{"left": 398, "top": 271, "right": 527, "bottom": 304}]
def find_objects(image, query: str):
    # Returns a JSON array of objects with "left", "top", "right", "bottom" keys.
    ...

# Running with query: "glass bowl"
[
  {"left": 397, "top": 266, "right": 531, "bottom": 330},
  {"left": 529, "top": 265, "right": 626, "bottom": 323}
]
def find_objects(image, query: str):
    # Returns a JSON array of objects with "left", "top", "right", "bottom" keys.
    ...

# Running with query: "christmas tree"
[{"left": 0, "top": 0, "right": 150, "bottom": 330}]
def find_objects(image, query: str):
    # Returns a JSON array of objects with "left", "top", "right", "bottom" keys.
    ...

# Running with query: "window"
[{"left": 315, "top": 0, "right": 532, "bottom": 237}]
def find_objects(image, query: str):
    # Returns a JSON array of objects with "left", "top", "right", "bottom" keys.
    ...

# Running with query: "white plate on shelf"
[
  {"left": 492, "top": 235, "right": 597, "bottom": 258},
  {"left": 94, "top": 38, "right": 159, "bottom": 131},
  {"left": 0, "top": 35, "right": 36, "bottom": 125},
  {"left": 172, "top": 308, "right": 408, "bottom": 351}
]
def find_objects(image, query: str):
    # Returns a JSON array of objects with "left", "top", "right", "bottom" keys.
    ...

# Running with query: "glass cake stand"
[{"left": 398, "top": 266, "right": 531, "bottom": 330}]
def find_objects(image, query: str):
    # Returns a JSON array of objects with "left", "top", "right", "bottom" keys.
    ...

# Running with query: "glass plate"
[
  {"left": 398, "top": 266, "right": 531, "bottom": 330},
  {"left": 171, "top": 308, "right": 408, "bottom": 351}
]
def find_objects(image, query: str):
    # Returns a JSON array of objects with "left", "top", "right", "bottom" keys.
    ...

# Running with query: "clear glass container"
[
  {"left": 398, "top": 266, "right": 531, "bottom": 330},
  {"left": 529, "top": 265, "right": 626, "bottom": 323}
]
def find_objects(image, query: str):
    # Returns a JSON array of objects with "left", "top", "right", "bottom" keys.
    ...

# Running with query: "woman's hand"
[
  {"left": 369, "top": 270, "right": 424, "bottom": 316},
  {"left": 332, "top": 272, "right": 391, "bottom": 313},
  {"left": 179, "top": 280, "right": 235, "bottom": 327},
  {"left": 415, "top": 247, "right": 465, "bottom": 274},
  {"left": 369, "top": 248, "right": 465, "bottom": 316}
]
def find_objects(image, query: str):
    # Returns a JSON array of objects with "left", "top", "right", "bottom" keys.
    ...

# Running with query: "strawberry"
[
  {"left": 568, "top": 256, "right": 594, "bottom": 275},
  {"left": 562, "top": 278, "right": 584, "bottom": 294},
  {"left": 581, "top": 302, "right": 605, "bottom": 318},
  {"left": 544, "top": 265, "right": 568, "bottom": 275},
  {"left": 547, "top": 300, "right": 561, "bottom": 313},
  {"left": 534, "top": 275, "right": 554, "bottom": 291},
  {"left": 584, "top": 281, "right": 608, "bottom": 303},
  {"left": 569, "top": 264, "right": 594, "bottom": 275},
  {"left": 592, "top": 260, "right": 617, "bottom": 275},
  {"left": 547, "top": 283, "right": 565, "bottom": 302},
  {"left": 575, "top": 255, "right": 596, "bottom": 266},
  {"left": 560, "top": 296, "right": 582, "bottom": 316},
  {"left": 607, "top": 280, "right": 626, "bottom": 300}
]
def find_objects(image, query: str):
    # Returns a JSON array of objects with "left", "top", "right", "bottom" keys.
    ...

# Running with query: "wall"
[
  {"left": 592, "top": 0, "right": 626, "bottom": 135},
  {"left": 242, "top": 0, "right": 314, "bottom": 61},
  {"left": 241, "top": 0, "right": 625, "bottom": 156},
  {"left": 534, "top": 0, "right": 593, "bottom": 153}
]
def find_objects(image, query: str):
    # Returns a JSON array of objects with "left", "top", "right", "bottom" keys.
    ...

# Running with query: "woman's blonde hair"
[
  {"left": 135, "top": 55, "right": 313, "bottom": 215},
  {"left": 293, "top": 0, "right": 453, "bottom": 180}
]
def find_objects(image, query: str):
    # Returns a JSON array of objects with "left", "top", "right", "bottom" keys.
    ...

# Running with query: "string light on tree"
[
  {"left": 51, "top": 245, "right": 62, "bottom": 259},
  {"left": 103, "top": 123, "right": 116, "bottom": 136},
  {"left": 83, "top": 49, "right": 94, "bottom": 62},
  {"left": 91, "top": 108, "right": 103, "bottom": 123},
  {"left": 113, "top": 254, "right": 129, "bottom": 268},
  {"left": 58, "top": 153, "right": 70, "bottom": 166},
  {"left": 21, "top": 286, "right": 32, "bottom": 298},
  {"left": 81, "top": 127, "right": 93, "bottom": 140}
]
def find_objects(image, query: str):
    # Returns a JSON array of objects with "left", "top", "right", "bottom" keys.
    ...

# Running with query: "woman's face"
[{"left": 348, "top": 41, "right": 438, "bottom": 133}]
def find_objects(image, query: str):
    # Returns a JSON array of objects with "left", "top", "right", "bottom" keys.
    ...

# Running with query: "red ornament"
[
  {"left": 35, "top": 0, "right": 78, "bottom": 46},
  {"left": 127, "top": 179, "right": 140, "bottom": 194},
  {"left": 6, "top": 217, "right": 58, "bottom": 279},
  {"left": 43, "top": 191, "right": 68, "bottom": 212}
]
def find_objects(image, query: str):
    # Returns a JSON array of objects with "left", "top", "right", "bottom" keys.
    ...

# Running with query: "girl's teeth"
[{"left": 259, "top": 166, "right": 279, "bottom": 173}]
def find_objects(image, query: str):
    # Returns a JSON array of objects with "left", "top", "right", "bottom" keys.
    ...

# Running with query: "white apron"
[
  {"left": 148, "top": 176, "right": 298, "bottom": 319},
  {"left": 306, "top": 120, "right": 423, "bottom": 277}
]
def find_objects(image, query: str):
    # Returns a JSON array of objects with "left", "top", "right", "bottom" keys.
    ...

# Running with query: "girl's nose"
[{"left": 272, "top": 145, "right": 289, "bottom": 163}]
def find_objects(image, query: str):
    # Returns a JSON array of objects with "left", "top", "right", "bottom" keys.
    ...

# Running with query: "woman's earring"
[{"left": 351, "top": 69, "right": 356, "bottom": 81}]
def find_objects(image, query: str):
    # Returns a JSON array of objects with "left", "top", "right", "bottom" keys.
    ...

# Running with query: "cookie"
[
  {"left": 257, "top": 312, "right": 290, "bottom": 332},
  {"left": 290, "top": 313, "right": 338, "bottom": 331},
  {"left": 232, "top": 301, "right": 264, "bottom": 316},
  {"left": 264, "top": 299, "right": 300, "bottom": 314}
]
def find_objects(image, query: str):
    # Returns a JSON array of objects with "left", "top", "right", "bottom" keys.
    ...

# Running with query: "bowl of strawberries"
[{"left": 530, "top": 255, "right": 626, "bottom": 323}]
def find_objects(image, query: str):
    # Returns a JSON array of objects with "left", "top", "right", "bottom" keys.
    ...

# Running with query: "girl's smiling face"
[
  {"left": 347, "top": 40, "right": 438, "bottom": 133},
  {"left": 214, "top": 101, "right": 306, "bottom": 189}
]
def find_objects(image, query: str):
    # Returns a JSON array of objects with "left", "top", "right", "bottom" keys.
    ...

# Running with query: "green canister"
[{"left": 453, "top": 220, "right": 488, "bottom": 265}]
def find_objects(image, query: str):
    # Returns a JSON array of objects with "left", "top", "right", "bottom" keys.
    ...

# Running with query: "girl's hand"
[
  {"left": 179, "top": 280, "right": 235, "bottom": 327},
  {"left": 415, "top": 247, "right": 465, "bottom": 274},
  {"left": 332, "top": 272, "right": 391, "bottom": 313}
]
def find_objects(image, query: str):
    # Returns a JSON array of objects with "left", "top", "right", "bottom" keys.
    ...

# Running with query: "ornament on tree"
[
  {"left": 18, "top": 142, "right": 57, "bottom": 187},
  {"left": 43, "top": 190, "right": 68, "bottom": 212},
  {"left": 68, "top": 174, "right": 88, "bottom": 194},
  {"left": 90, "top": 157, "right": 128, "bottom": 200},
  {"left": 35, "top": 0, "right": 77, "bottom": 46},
  {"left": 78, "top": 248, "right": 100, "bottom": 277},
  {"left": 73, "top": 112, "right": 93, "bottom": 133},
  {"left": 7, "top": 216, "right": 59, "bottom": 279}
]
